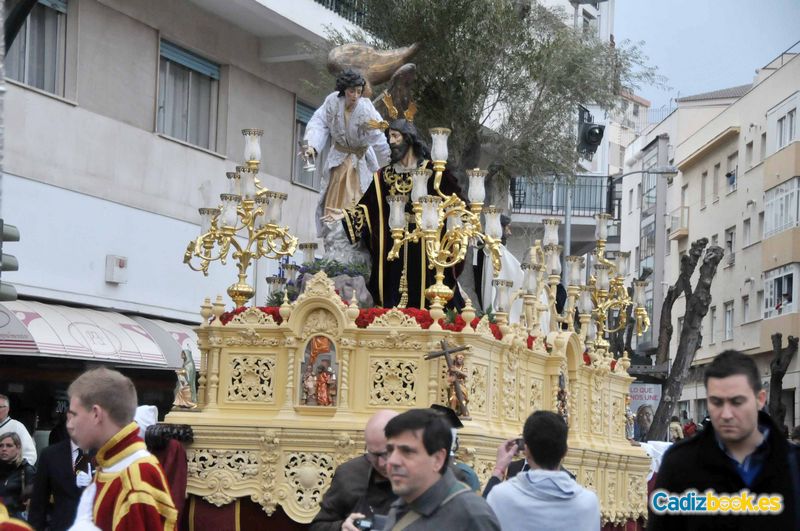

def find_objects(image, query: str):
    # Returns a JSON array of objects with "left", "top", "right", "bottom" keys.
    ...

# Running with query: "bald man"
[{"left": 310, "top": 410, "right": 398, "bottom": 531}]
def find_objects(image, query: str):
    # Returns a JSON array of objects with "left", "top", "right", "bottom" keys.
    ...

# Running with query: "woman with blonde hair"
[{"left": 0, "top": 432, "right": 35, "bottom": 520}]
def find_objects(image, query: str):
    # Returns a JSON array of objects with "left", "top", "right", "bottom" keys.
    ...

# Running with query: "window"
[
  {"left": 764, "top": 176, "right": 799, "bottom": 238},
  {"left": 742, "top": 295, "right": 749, "bottom": 323},
  {"left": 709, "top": 306, "right": 717, "bottom": 343},
  {"left": 628, "top": 188, "right": 633, "bottom": 213},
  {"left": 764, "top": 264, "right": 796, "bottom": 319},
  {"left": 701, "top": 171, "right": 708, "bottom": 207},
  {"left": 743, "top": 218, "right": 751, "bottom": 247},
  {"left": 6, "top": 0, "right": 67, "bottom": 95},
  {"left": 758, "top": 212, "right": 765, "bottom": 241},
  {"left": 634, "top": 246, "right": 640, "bottom": 272},
  {"left": 157, "top": 41, "right": 219, "bottom": 150},
  {"left": 726, "top": 152, "right": 738, "bottom": 193},
  {"left": 760, "top": 132, "right": 767, "bottom": 161},
  {"left": 681, "top": 185, "right": 688, "bottom": 208},
  {"left": 777, "top": 109, "right": 797, "bottom": 149},
  {"left": 292, "top": 101, "right": 320, "bottom": 189},
  {"left": 724, "top": 226, "right": 736, "bottom": 265},
  {"left": 757, "top": 290, "right": 764, "bottom": 318},
  {"left": 724, "top": 302, "right": 734, "bottom": 340},
  {"left": 745, "top": 141, "right": 753, "bottom": 168},
  {"left": 711, "top": 233, "right": 718, "bottom": 246},
  {"left": 636, "top": 183, "right": 642, "bottom": 209},
  {"left": 712, "top": 163, "right": 720, "bottom": 201}
]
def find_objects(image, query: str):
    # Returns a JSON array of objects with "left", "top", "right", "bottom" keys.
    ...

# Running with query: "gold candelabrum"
[
  {"left": 386, "top": 127, "right": 503, "bottom": 327},
  {"left": 498, "top": 213, "right": 649, "bottom": 362},
  {"left": 183, "top": 129, "right": 298, "bottom": 307}
]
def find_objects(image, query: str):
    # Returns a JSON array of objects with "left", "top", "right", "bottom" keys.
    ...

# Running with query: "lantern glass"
[
  {"left": 429, "top": 127, "right": 451, "bottom": 161},
  {"left": 595, "top": 264, "right": 611, "bottom": 291},
  {"left": 616, "top": 252, "right": 630, "bottom": 277},
  {"left": 219, "top": 194, "right": 241, "bottom": 228},
  {"left": 240, "top": 169, "right": 257, "bottom": 200},
  {"left": 543, "top": 219, "right": 560, "bottom": 246},
  {"left": 467, "top": 168, "right": 487, "bottom": 204},
  {"left": 419, "top": 196, "right": 441, "bottom": 230},
  {"left": 522, "top": 264, "right": 539, "bottom": 294},
  {"left": 492, "top": 279, "right": 512, "bottom": 312},
  {"left": 546, "top": 245, "right": 562, "bottom": 276},
  {"left": 242, "top": 129, "right": 263, "bottom": 163},
  {"left": 634, "top": 280, "right": 648, "bottom": 307},
  {"left": 586, "top": 319, "right": 597, "bottom": 340},
  {"left": 566, "top": 256, "right": 583, "bottom": 286},
  {"left": 273, "top": 193, "right": 287, "bottom": 223},
  {"left": 411, "top": 169, "right": 431, "bottom": 203},
  {"left": 199, "top": 208, "right": 219, "bottom": 235},
  {"left": 387, "top": 195, "right": 408, "bottom": 230},
  {"left": 578, "top": 287, "right": 594, "bottom": 314},
  {"left": 484, "top": 208, "right": 503, "bottom": 239},
  {"left": 446, "top": 208, "right": 463, "bottom": 232},
  {"left": 284, "top": 264, "right": 298, "bottom": 284},
  {"left": 594, "top": 213, "right": 611, "bottom": 241},
  {"left": 299, "top": 243, "right": 317, "bottom": 265},
  {"left": 226, "top": 172, "right": 241, "bottom": 195}
]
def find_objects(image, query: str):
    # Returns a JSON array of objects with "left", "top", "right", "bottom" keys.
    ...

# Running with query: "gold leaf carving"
[
  {"left": 301, "top": 309, "right": 338, "bottom": 338},
  {"left": 228, "top": 355, "right": 276, "bottom": 402},
  {"left": 230, "top": 308, "right": 278, "bottom": 325},
  {"left": 370, "top": 359, "right": 418, "bottom": 405},
  {"left": 367, "top": 309, "right": 422, "bottom": 329}
]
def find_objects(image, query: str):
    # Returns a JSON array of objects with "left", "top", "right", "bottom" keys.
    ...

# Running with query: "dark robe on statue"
[{"left": 343, "top": 160, "right": 464, "bottom": 309}]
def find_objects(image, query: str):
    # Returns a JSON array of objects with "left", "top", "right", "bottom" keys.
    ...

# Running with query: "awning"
[
  {"left": 0, "top": 301, "right": 198, "bottom": 369},
  {"left": 132, "top": 316, "right": 201, "bottom": 367}
]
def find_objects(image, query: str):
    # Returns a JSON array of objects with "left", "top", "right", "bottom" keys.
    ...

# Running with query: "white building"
[
  {"left": 619, "top": 47, "right": 800, "bottom": 429},
  {"left": 0, "top": 0, "right": 357, "bottom": 422}
]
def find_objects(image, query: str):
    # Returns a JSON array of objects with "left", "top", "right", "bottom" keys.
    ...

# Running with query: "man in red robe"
[{"left": 66, "top": 368, "right": 177, "bottom": 530}]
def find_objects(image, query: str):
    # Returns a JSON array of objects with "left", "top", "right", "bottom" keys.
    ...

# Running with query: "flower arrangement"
[{"left": 218, "top": 306, "right": 283, "bottom": 325}]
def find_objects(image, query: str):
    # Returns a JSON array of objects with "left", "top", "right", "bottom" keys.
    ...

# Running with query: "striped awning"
[{"left": 0, "top": 301, "right": 197, "bottom": 369}]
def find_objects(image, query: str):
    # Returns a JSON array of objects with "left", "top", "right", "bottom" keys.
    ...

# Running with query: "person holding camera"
[
  {"left": 311, "top": 410, "right": 399, "bottom": 531},
  {"left": 486, "top": 411, "right": 600, "bottom": 531}
]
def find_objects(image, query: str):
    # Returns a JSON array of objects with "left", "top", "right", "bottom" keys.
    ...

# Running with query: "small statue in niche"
[
  {"left": 315, "top": 358, "right": 336, "bottom": 406},
  {"left": 173, "top": 368, "right": 197, "bottom": 409},
  {"left": 625, "top": 395, "right": 636, "bottom": 440},
  {"left": 447, "top": 352, "right": 470, "bottom": 418},
  {"left": 556, "top": 372, "right": 569, "bottom": 426},
  {"left": 303, "top": 365, "right": 316, "bottom": 405}
]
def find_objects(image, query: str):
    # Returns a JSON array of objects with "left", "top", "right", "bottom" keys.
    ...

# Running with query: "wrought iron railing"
[
  {"left": 313, "top": 0, "right": 368, "bottom": 26},
  {"left": 511, "top": 176, "right": 610, "bottom": 217}
]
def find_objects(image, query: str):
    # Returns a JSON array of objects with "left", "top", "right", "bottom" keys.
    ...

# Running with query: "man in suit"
[{"left": 27, "top": 438, "right": 91, "bottom": 531}]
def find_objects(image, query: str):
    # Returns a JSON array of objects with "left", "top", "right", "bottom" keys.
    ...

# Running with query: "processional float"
[{"left": 169, "top": 85, "right": 652, "bottom": 530}]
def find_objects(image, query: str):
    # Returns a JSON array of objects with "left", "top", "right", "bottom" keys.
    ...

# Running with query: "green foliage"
[
  {"left": 299, "top": 258, "right": 370, "bottom": 279},
  {"left": 317, "top": 0, "right": 660, "bottom": 188}
]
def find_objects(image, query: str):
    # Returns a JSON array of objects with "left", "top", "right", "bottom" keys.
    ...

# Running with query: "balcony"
[
  {"left": 669, "top": 206, "right": 689, "bottom": 240},
  {"left": 313, "top": 0, "right": 367, "bottom": 25},
  {"left": 511, "top": 176, "right": 610, "bottom": 217}
]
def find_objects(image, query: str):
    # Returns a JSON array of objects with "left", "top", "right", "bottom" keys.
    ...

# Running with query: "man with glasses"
[
  {"left": 0, "top": 395, "right": 36, "bottom": 466},
  {"left": 311, "top": 410, "right": 398, "bottom": 531}
]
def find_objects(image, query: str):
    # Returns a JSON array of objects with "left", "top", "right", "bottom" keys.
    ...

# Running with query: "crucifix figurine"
[{"left": 425, "top": 339, "right": 471, "bottom": 419}]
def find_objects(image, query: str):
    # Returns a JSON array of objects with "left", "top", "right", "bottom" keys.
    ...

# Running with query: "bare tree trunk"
[
  {"left": 655, "top": 240, "right": 707, "bottom": 365},
  {"left": 768, "top": 333, "right": 798, "bottom": 429},
  {"left": 647, "top": 242, "right": 724, "bottom": 441}
]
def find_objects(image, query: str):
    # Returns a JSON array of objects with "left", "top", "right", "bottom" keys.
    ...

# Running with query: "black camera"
[{"left": 354, "top": 518, "right": 373, "bottom": 530}]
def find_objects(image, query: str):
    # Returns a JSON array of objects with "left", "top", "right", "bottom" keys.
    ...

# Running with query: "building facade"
[
  {"left": 620, "top": 48, "right": 800, "bottom": 429},
  {"left": 0, "top": 0, "right": 355, "bottom": 438}
]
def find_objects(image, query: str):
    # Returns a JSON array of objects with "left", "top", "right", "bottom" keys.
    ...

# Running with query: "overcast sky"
[{"left": 614, "top": 0, "right": 800, "bottom": 110}]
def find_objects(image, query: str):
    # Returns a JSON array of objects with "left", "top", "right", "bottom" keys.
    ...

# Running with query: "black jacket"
[
  {"left": 309, "top": 454, "right": 396, "bottom": 531},
  {"left": 28, "top": 440, "right": 83, "bottom": 531},
  {"left": 647, "top": 411, "right": 799, "bottom": 531},
  {"left": 0, "top": 459, "right": 35, "bottom": 518}
]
